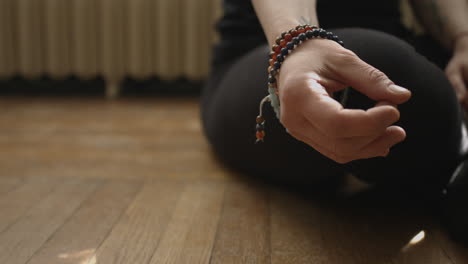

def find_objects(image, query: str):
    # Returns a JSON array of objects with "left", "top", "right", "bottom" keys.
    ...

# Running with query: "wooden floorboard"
[
  {"left": 89, "top": 179, "right": 185, "bottom": 264},
  {"left": 0, "top": 97, "right": 466, "bottom": 264},
  {"left": 149, "top": 181, "right": 225, "bottom": 264},
  {"left": 0, "top": 176, "right": 24, "bottom": 196},
  {"left": 27, "top": 180, "right": 142, "bottom": 264},
  {"left": 0, "top": 178, "right": 100, "bottom": 264},
  {"left": 0, "top": 176, "right": 60, "bottom": 233},
  {"left": 210, "top": 181, "right": 270, "bottom": 264}
]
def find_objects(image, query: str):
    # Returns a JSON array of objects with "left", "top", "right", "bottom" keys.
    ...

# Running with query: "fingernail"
[{"left": 389, "top": 85, "right": 410, "bottom": 94}]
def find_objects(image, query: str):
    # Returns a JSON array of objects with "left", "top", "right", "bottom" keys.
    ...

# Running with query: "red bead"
[
  {"left": 272, "top": 44, "right": 279, "bottom": 52},
  {"left": 256, "top": 131, "right": 265, "bottom": 139},
  {"left": 256, "top": 116, "right": 265, "bottom": 124},
  {"left": 274, "top": 45, "right": 281, "bottom": 53},
  {"left": 305, "top": 26, "right": 313, "bottom": 31},
  {"left": 291, "top": 30, "right": 298, "bottom": 37},
  {"left": 284, "top": 33, "right": 292, "bottom": 41},
  {"left": 298, "top": 28, "right": 306, "bottom": 34},
  {"left": 280, "top": 39, "right": 287, "bottom": 47}
]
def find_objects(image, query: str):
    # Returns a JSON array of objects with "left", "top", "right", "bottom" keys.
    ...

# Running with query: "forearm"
[
  {"left": 409, "top": 0, "right": 468, "bottom": 50},
  {"left": 251, "top": 0, "right": 318, "bottom": 46}
]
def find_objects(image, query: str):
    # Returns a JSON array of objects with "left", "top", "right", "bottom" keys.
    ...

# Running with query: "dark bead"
[
  {"left": 275, "top": 37, "right": 282, "bottom": 45},
  {"left": 276, "top": 54, "right": 284, "bottom": 62},
  {"left": 312, "top": 29, "right": 320, "bottom": 37},
  {"left": 332, "top": 35, "right": 339, "bottom": 42},
  {"left": 292, "top": 37, "right": 300, "bottom": 45},
  {"left": 273, "top": 61, "right": 281, "bottom": 70},
  {"left": 298, "top": 33, "right": 306, "bottom": 41},
  {"left": 280, "top": 48, "right": 289, "bottom": 56},
  {"left": 286, "top": 42, "right": 294, "bottom": 50},
  {"left": 305, "top": 30, "right": 314, "bottom": 38},
  {"left": 256, "top": 124, "right": 264, "bottom": 131},
  {"left": 338, "top": 40, "right": 344, "bottom": 46},
  {"left": 319, "top": 29, "right": 328, "bottom": 38},
  {"left": 268, "top": 75, "right": 276, "bottom": 83},
  {"left": 326, "top": 32, "right": 334, "bottom": 39}
]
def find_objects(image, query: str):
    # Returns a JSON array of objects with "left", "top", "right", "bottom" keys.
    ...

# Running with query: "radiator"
[{"left": 0, "top": 0, "right": 221, "bottom": 97}]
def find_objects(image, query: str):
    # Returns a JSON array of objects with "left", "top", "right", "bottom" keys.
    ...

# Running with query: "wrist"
[{"left": 265, "top": 17, "right": 319, "bottom": 46}]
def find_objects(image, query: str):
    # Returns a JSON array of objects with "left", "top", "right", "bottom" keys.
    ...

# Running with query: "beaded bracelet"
[{"left": 255, "top": 25, "right": 349, "bottom": 143}]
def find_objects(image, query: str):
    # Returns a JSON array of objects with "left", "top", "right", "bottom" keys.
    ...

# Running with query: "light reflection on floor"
[
  {"left": 402, "top": 230, "right": 426, "bottom": 252},
  {"left": 57, "top": 248, "right": 96, "bottom": 264}
]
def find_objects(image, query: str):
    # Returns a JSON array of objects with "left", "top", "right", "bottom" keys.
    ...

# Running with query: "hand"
[
  {"left": 277, "top": 39, "right": 412, "bottom": 164},
  {"left": 446, "top": 35, "right": 468, "bottom": 109}
]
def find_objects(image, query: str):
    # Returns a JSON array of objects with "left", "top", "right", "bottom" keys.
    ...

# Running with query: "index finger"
[{"left": 301, "top": 86, "right": 401, "bottom": 138}]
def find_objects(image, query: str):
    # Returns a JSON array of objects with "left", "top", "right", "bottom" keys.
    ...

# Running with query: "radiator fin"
[{"left": 0, "top": 0, "right": 221, "bottom": 91}]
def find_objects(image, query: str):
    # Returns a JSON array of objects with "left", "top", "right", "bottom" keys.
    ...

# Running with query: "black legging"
[{"left": 201, "top": 28, "right": 465, "bottom": 197}]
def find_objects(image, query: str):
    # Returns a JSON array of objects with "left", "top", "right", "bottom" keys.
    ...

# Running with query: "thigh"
[
  {"left": 201, "top": 27, "right": 464, "bottom": 193},
  {"left": 333, "top": 28, "right": 464, "bottom": 194},
  {"left": 201, "top": 44, "right": 344, "bottom": 183}
]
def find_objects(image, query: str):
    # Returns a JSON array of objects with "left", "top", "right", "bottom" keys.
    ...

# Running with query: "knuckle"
[
  {"left": 366, "top": 67, "right": 392, "bottom": 86},
  {"left": 330, "top": 49, "right": 359, "bottom": 66},
  {"left": 338, "top": 49, "right": 358, "bottom": 61}
]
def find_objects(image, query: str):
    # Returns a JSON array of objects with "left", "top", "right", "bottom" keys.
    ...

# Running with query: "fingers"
[
  {"left": 289, "top": 123, "right": 405, "bottom": 164},
  {"left": 329, "top": 49, "right": 411, "bottom": 104},
  {"left": 358, "top": 126, "right": 406, "bottom": 158},
  {"left": 283, "top": 100, "right": 404, "bottom": 163},
  {"left": 299, "top": 86, "right": 400, "bottom": 138}
]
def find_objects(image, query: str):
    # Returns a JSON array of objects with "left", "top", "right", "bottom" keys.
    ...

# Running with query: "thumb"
[{"left": 335, "top": 50, "right": 412, "bottom": 104}]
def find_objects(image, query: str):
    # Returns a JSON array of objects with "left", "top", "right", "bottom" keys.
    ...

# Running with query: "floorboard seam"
[
  {"left": 208, "top": 182, "right": 228, "bottom": 264},
  {"left": 80, "top": 179, "right": 145, "bottom": 264},
  {"left": 23, "top": 179, "right": 104, "bottom": 264}
]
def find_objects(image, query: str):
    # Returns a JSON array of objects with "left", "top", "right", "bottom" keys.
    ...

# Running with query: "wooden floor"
[{"left": 1, "top": 96, "right": 467, "bottom": 264}]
